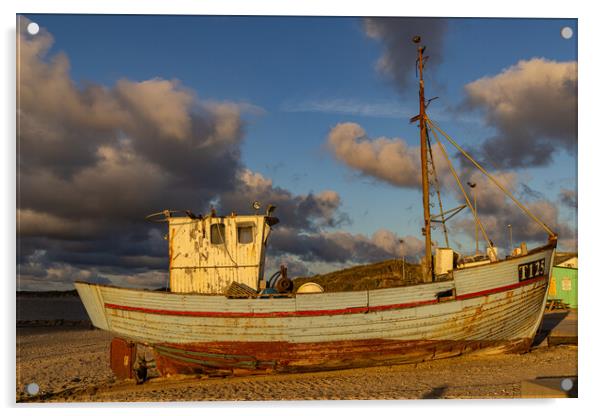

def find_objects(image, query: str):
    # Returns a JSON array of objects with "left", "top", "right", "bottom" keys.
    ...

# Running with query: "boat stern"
[{"left": 74, "top": 281, "right": 110, "bottom": 330}]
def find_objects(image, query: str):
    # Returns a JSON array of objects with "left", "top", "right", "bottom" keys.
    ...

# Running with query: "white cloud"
[
  {"left": 327, "top": 122, "right": 422, "bottom": 188},
  {"left": 464, "top": 58, "right": 577, "bottom": 167}
]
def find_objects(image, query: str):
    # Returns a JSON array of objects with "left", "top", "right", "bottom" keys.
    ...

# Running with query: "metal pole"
[
  {"left": 403, "top": 256, "right": 405, "bottom": 280},
  {"left": 399, "top": 239, "right": 406, "bottom": 280},
  {"left": 508, "top": 224, "right": 513, "bottom": 255},
  {"left": 474, "top": 189, "right": 478, "bottom": 254},
  {"left": 467, "top": 181, "right": 478, "bottom": 255}
]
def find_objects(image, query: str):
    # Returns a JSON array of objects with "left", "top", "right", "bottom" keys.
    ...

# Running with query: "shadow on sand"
[
  {"left": 421, "top": 385, "right": 448, "bottom": 399},
  {"left": 533, "top": 311, "right": 569, "bottom": 346}
]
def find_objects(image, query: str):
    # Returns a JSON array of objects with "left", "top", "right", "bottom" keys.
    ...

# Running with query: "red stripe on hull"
[
  {"left": 455, "top": 276, "right": 546, "bottom": 300},
  {"left": 104, "top": 276, "right": 545, "bottom": 318},
  {"left": 104, "top": 303, "right": 370, "bottom": 318}
]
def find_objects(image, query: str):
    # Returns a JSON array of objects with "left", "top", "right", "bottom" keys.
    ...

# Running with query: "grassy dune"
[{"left": 292, "top": 259, "right": 426, "bottom": 292}]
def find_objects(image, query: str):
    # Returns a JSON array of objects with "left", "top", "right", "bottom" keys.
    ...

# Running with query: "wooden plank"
[
  {"left": 92, "top": 277, "right": 548, "bottom": 345},
  {"left": 454, "top": 248, "right": 554, "bottom": 297}
]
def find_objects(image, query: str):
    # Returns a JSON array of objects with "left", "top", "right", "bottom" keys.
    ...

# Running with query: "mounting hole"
[
  {"left": 560, "top": 378, "right": 573, "bottom": 391},
  {"left": 26, "top": 382, "right": 39, "bottom": 395},
  {"left": 560, "top": 26, "right": 573, "bottom": 40},
  {"left": 27, "top": 22, "right": 40, "bottom": 36}
]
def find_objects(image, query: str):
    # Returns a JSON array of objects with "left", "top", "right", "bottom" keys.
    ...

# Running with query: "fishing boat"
[{"left": 75, "top": 37, "right": 557, "bottom": 379}]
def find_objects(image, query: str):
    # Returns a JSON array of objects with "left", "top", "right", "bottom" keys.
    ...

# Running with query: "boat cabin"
[{"left": 166, "top": 212, "right": 279, "bottom": 294}]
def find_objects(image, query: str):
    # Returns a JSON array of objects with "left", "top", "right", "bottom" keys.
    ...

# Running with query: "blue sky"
[{"left": 17, "top": 14, "right": 577, "bottom": 288}]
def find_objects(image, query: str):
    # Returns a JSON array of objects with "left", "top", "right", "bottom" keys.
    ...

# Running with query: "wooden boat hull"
[
  {"left": 152, "top": 338, "right": 532, "bottom": 376},
  {"left": 75, "top": 245, "right": 555, "bottom": 375}
]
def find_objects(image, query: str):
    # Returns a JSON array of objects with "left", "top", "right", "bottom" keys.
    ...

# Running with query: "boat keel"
[{"left": 151, "top": 338, "right": 533, "bottom": 376}]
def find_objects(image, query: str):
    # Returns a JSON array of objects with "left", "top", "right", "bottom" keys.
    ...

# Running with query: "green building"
[{"left": 548, "top": 252, "right": 578, "bottom": 309}]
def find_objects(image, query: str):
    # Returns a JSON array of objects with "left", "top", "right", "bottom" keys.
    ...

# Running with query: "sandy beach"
[{"left": 16, "top": 323, "right": 577, "bottom": 402}]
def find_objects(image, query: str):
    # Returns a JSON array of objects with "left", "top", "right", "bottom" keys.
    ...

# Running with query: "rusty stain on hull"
[{"left": 152, "top": 338, "right": 533, "bottom": 376}]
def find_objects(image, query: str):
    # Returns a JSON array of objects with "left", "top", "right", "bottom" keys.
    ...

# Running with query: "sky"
[{"left": 16, "top": 14, "right": 577, "bottom": 290}]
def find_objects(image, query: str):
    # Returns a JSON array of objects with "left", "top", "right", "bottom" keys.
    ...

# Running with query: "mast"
[{"left": 414, "top": 36, "right": 433, "bottom": 281}]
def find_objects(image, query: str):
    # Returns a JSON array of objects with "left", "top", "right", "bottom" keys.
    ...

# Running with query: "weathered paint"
[
  {"left": 153, "top": 338, "right": 532, "bottom": 376},
  {"left": 453, "top": 247, "right": 552, "bottom": 297},
  {"left": 74, "top": 245, "right": 555, "bottom": 374},
  {"left": 169, "top": 215, "right": 273, "bottom": 294},
  {"left": 110, "top": 338, "right": 137, "bottom": 380}
]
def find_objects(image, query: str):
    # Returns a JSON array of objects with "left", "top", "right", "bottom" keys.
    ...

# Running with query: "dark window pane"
[
  {"left": 238, "top": 226, "right": 254, "bottom": 244},
  {"left": 210, "top": 224, "right": 226, "bottom": 244}
]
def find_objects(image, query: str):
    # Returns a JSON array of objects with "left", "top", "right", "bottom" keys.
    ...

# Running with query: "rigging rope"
[
  {"left": 215, "top": 221, "right": 239, "bottom": 267},
  {"left": 427, "top": 124, "right": 495, "bottom": 255},
  {"left": 426, "top": 117, "right": 556, "bottom": 238},
  {"left": 425, "top": 129, "right": 450, "bottom": 248}
]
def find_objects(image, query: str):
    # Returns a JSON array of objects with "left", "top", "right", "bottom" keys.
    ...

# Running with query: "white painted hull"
[{"left": 75, "top": 245, "right": 555, "bottom": 374}]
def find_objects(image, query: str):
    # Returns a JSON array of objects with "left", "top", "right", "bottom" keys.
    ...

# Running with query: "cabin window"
[
  {"left": 237, "top": 225, "right": 254, "bottom": 244},
  {"left": 210, "top": 223, "right": 226, "bottom": 245}
]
